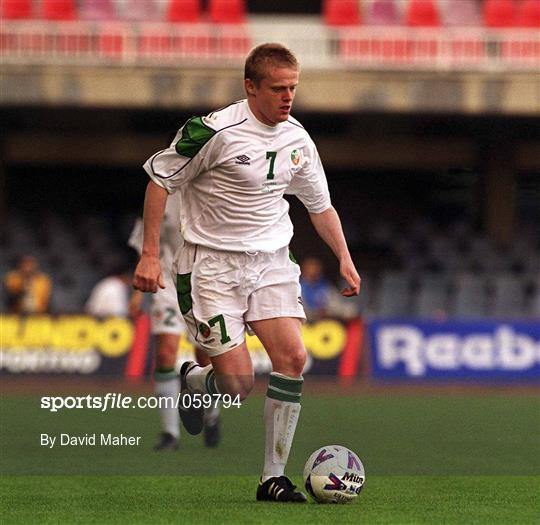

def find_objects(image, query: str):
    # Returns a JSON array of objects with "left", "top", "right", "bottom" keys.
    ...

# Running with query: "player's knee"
[
  {"left": 288, "top": 347, "right": 307, "bottom": 375},
  {"left": 273, "top": 346, "right": 306, "bottom": 377}
]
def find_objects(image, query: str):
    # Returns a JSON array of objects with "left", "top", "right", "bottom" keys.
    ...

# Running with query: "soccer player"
[
  {"left": 128, "top": 192, "right": 220, "bottom": 450},
  {"left": 133, "top": 43, "right": 360, "bottom": 502}
]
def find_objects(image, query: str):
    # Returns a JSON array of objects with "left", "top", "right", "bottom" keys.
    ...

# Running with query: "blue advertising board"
[{"left": 369, "top": 319, "right": 540, "bottom": 381}]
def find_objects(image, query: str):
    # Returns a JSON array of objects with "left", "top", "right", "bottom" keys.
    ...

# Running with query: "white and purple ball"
[{"left": 303, "top": 445, "right": 365, "bottom": 504}]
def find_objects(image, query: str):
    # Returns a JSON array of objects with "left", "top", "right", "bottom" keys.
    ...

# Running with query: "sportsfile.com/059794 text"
[{"left": 40, "top": 393, "right": 242, "bottom": 412}]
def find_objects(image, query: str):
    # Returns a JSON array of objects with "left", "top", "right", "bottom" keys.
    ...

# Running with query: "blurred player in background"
[
  {"left": 4, "top": 255, "right": 52, "bottom": 314},
  {"left": 133, "top": 43, "right": 360, "bottom": 502},
  {"left": 129, "top": 192, "right": 221, "bottom": 450},
  {"left": 85, "top": 258, "right": 131, "bottom": 317}
]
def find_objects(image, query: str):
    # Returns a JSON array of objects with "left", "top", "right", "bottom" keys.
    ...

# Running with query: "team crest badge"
[
  {"left": 291, "top": 149, "right": 300, "bottom": 166},
  {"left": 199, "top": 323, "right": 211, "bottom": 338}
]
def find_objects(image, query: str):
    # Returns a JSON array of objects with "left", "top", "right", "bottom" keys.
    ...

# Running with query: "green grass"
[
  {"left": 1, "top": 475, "right": 538, "bottom": 524},
  {"left": 1, "top": 391, "right": 539, "bottom": 523}
]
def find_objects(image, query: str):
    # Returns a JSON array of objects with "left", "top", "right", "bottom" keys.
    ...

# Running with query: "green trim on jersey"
[
  {"left": 176, "top": 273, "right": 193, "bottom": 315},
  {"left": 175, "top": 116, "right": 216, "bottom": 158}
]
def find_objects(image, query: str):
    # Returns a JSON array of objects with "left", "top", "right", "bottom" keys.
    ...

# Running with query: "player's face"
[{"left": 246, "top": 66, "right": 299, "bottom": 126}]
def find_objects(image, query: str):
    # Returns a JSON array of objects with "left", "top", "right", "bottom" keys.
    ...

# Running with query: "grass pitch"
[{"left": 1, "top": 385, "right": 539, "bottom": 524}]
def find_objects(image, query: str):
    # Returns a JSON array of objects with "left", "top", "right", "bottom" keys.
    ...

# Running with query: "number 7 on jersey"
[{"left": 266, "top": 151, "right": 277, "bottom": 180}]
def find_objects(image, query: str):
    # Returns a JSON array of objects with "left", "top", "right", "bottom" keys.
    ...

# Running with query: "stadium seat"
[
  {"left": 167, "top": 0, "right": 202, "bottom": 23},
  {"left": 323, "top": 0, "right": 361, "bottom": 26},
  {"left": 517, "top": 0, "right": 540, "bottom": 27},
  {"left": 208, "top": 0, "right": 246, "bottom": 24},
  {"left": 501, "top": 0, "right": 540, "bottom": 62},
  {"left": 443, "top": 0, "right": 486, "bottom": 64},
  {"left": 376, "top": 271, "right": 412, "bottom": 317},
  {"left": 2, "top": 0, "right": 32, "bottom": 19},
  {"left": 414, "top": 273, "right": 450, "bottom": 318},
  {"left": 41, "top": 0, "right": 77, "bottom": 20},
  {"left": 367, "top": 0, "right": 400, "bottom": 25},
  {"left": 444, "top": 0, "right": 481, "bottom": 26},
  {"left": 80, "top": 0, "right": 117, "bottom": 21},
  {"left": 405, "top": 0, "right": 441, "bottom": 27},
  {"left": 450, "top": 273, "right": 489, "bottom": 318},
  {"left": 483, "top": 0, "right": 515, "bottom": 27},
  {"left": 491, "top": 274, "right": 526, "bottom": 318},
  {"left": 122, "top": 0, "right": 160, "bottom": 21}
]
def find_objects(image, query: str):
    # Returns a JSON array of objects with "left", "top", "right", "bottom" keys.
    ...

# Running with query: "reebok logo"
[{"left": 235, "top": 155, "right": 251, "bottom": 165}]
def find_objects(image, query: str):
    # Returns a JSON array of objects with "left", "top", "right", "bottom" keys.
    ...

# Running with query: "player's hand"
[
  {"left": 340, "top": 257, "right": 361, "bottom": 297},
  {"left": 133, "top": 255, "right": 165, "bottom": 293}
]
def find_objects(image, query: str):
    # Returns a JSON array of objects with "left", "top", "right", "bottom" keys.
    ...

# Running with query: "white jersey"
[
  {"left": 143, "top": 99, "right": 331, "bottom": 252},
  {"left": 85, "top": 277, "right": 129, "bottom": 317},
  {"left": 128, "top": 192, "right": 184, "bottom": 273}
]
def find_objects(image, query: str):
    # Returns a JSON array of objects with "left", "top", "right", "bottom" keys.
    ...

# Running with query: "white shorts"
[
  {"left": 174, "top": 243, "right": 306, "bottom": 357},
  {"left": 150, "top": 268, "right": 187, "bottom": 335}
]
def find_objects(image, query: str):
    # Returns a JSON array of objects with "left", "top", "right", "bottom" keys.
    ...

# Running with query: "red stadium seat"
[
  {"left": 2, "top": 0, "right": 33, "bottom": 19},
  {"left": 406, "top": 0, "right": 441, "bottom": 27},
  {"left": 41, "top": 0, "right": 77, "bottom": 20},
  {"left": 167, "top": 0, "right": 201, "bottom": 23},
  {"left": 323, "top": 0, "right": 361, "bottom": 26},
  {"left": 517, "top": 0, "right": 540, "bottom": 27},
  {"left": 483, "top": 0, "right": 515, "bottom": 27},
  {"left": 208, "top": 0, "right": 246, "bottom": 24}
]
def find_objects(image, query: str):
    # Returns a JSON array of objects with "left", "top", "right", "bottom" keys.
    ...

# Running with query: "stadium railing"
[{"left": 1, "top": 21, "right": 539, "bottom": 71}]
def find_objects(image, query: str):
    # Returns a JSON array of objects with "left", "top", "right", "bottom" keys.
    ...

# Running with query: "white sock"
[
  {"left": 261, "top": 372, "right": 303, "bottom": 482},
  {"left": 186, "top": 364, "right": 219, "bottom": 395},
  {"left": 154, "top": 369, "right": 180, "bottom": 439},
  {"left": 204, "top": 403, "right": 220, "bottom": 425}
]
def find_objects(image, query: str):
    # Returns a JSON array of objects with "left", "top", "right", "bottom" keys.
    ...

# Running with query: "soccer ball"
[{"left": 303, "top": 445, "right": 365, "bottom": 504}]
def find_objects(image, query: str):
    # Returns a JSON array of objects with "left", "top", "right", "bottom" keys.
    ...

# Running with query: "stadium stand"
[
  {"left": 1, "top": 0, "right": 32, "bottom": 19},
  {"left": 444, "top": 0, "right": 482, "bottom": 27},
  {"left": 483, "top": 0, "right": 515, "bottom": 27},
  {"left": 376, "top": 271, "right": 413, "bottom": 317},
  {"left": 41, "top": 0, "right": 77, "bottom": 20},
  {"left": 208, "top": 0, "right": 247, "bottom": 24},
  {"left": 518, "top": 0, "right": 540, "bottom": 27},
  {"left": 1, "top": 209, "right": 539, "bottom": 318},
  {"left": 414, "top": 272, "right": 451, "bottom": 319},
  {"left": 1, "top": 1, "right": 538, "bottom": 68},
  {"left": 167, "top": 0, "right": 202, "bottom": 23},
  {"left": 405, "top": 0, "right": 441, "bottom": 27},
  {"left": 122, "top": 0, "right": 160, "bottom": 21},
  {"left": 366, "top": 0, "right": 401, "bottom": 26},
  {"left": 79, "top": 0, "right": 117, "bottom": 21},
  {"left": 323, "top": 0, "right": 362, "bottom": 26}
]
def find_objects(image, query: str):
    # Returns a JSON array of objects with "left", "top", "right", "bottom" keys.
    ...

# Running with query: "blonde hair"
[{"left": 244, "top": 43, "right": 299, "bottom": 86}]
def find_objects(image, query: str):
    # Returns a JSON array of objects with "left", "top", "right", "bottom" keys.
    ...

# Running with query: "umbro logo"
[{"left": 235, "top": 155, "right": 251, "bottom": 165}]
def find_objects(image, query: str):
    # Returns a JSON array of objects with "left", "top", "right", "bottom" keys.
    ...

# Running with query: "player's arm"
[
  {"left": 133, "top": 181, "right": 168, "bottom": 293},
  {"left": 128, "top": 289, "right": 144, "bottom": 317},
  {"left": 309, "top": 207, "right": 361, "bottom": 297}
]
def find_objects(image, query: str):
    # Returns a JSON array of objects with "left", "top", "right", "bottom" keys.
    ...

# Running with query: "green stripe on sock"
[
  {"left": 154, "top": 369, "right": 177, "bottom": 381},
  {"left": 205, "top": 370, "right": 219, "bottom": 395},
  {"left": 269, "top": 373, "right": 304, "bottom": 394},
  {"left": 267, "top": 373, "right": 303, "bottom": 403},
  {"left": 266, "top": 387, "right": 301, "bottom": 403}
]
